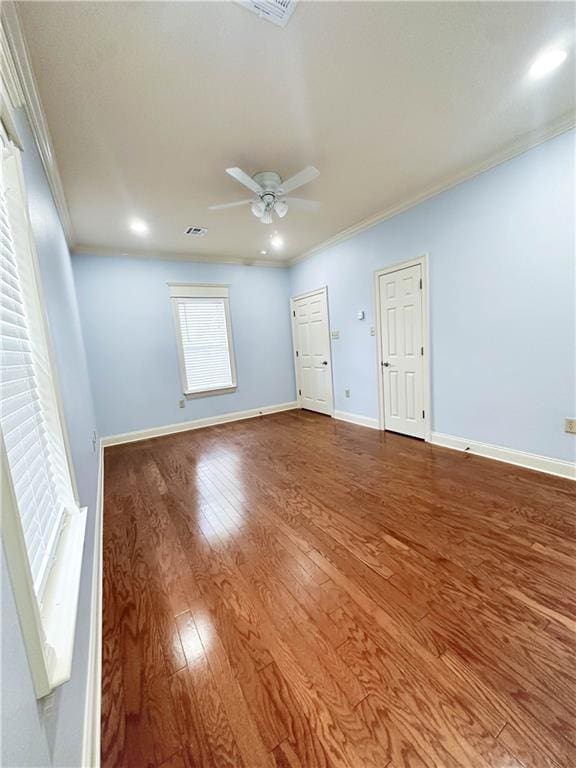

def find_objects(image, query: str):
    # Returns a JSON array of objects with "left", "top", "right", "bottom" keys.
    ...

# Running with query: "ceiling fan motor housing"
[{"left": 253, "top": 171, "right": 283, "bottom": 192}]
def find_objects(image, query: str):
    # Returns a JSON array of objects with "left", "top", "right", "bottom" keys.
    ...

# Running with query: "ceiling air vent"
[
  {"left": 235, "top": 0, "right": 297, "bottom": 28},
  {"left": 185, "top": 226, "right": 208, "bottom": 237}
]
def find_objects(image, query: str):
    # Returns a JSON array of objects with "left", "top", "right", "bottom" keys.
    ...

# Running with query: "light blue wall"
[
  {"left": 1, "top": 109, "right": 99, "bottom": 767},
  {"left": 73, "top": 131, "right": 575, "bottom": 462},
  {"left": 291, "top": 130, "right": 576, "bottom": 463},
  {"left": 72, "top": 256, "right": 296, "bottom": 437},
  {"left": 1, "top": 554, "right": 51, "bottom": 768}
]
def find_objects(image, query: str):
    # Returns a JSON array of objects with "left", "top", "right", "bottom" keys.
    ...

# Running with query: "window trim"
[
  {"left": 2, "top": 448, "right": 87, "bottom": 697},
  {"left": 1, "top": 112, "right": 87, "bottom": 699},
  {"left": 169, "top": 283, "right": 238, "bottom": 397}
]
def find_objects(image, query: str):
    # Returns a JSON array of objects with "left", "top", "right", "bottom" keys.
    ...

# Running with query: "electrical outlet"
[
  {"left": 345, "top": 388, "right": 350, "bottom": 398},
  {"left": 179, "top": 399, "right": 186, "bottom": 409},
  {"left": 565, "top": 418, "right": 576, "bottom": 434},
  {"left": 370, "top": 327, "right": 376, "bottom": 336}
]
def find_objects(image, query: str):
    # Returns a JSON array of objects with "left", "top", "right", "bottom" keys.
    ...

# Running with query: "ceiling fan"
[{"left": 209, "top": 166, "right": 320, "bottom": 224}]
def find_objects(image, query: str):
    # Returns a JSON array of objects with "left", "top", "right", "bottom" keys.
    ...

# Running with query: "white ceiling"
[{"left": 17, "top": 1, "right": 575, "bottom": 264}]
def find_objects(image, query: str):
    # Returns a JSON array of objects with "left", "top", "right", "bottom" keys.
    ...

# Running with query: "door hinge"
[
  {"left": 298, "top": 389, "right": 301, "bottom": 396},
  {"left": 296, "top": 350, "right": 299, "bottom": 357},
  {"left": 419, "top": 278, "right": 423, "bottom": 290},
  {"left": 293, "top": 310, "right": 296, "bottom": 317},
  {"left": 421, "top": 346, "right": 424, "bottom": 356},
  {"left": 422, "top": 409, "right": 425, "bottom": 418}
]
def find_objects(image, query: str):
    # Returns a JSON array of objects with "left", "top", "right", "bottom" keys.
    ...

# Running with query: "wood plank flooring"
[{"left": 101, "top": 410, "right": 576, "bottom": 768}]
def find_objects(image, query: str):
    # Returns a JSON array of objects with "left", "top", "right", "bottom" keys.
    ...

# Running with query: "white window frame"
[
  {"left": 169, "top": 283, "right": 237, "bottom": 397},
  {"left": 1, "top": 110, "right": 87, "bottom": 699}
]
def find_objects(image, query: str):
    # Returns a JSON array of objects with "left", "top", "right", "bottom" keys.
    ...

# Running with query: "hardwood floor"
[{"left": 101, "top": 410, "right": 576, "bottom": 768}]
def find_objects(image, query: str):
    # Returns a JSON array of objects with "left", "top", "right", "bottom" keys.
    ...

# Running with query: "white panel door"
[
  {"left": 379, "top": 264, "right": 424, "bottom": 438},
  {"left": 292, "top": 290, "right": 333, "bottom": 416}
]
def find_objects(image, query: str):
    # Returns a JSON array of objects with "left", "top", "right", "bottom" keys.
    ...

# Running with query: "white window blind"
[
  {"left": 1, "top": 135, "right": 77, "bottom": 600},
  {"left": 171, "top": 285, "right": 237, "bottom": 395}
]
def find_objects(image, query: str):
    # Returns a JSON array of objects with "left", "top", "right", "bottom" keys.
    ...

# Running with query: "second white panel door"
[
  {"left": 379, "top": 264, "right": 425, "bottom": 438},
  {"left": 292, "top": 290, "right": 333, "bottom": 416}
]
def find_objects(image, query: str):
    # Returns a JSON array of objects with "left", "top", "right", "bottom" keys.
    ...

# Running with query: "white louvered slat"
[
  {"left": 1, "top": 161, "right": 69, "bottom": 599},
  {"left": 175, "top": 297, "right": 235, "bottom": 394}
]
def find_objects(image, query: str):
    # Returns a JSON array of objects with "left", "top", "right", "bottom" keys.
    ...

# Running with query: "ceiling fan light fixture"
[
  {"left": 260, "top": 209, "right": 273, "bottom": 224},
  {"left": 251, "top": 200, "right": 265, "bottom": 218},
  {"left": 274, "top": 200, "right": 288, "bottom": 218}
]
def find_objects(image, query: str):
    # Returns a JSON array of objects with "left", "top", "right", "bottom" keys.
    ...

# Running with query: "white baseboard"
[
  {"left": 431, "top": 432, "right": 575, "bottom": 480},
  {"left": 81, "top": 443, "right": 103, "bottom": 768},
  {"left": 334, "top": 410, "right": 380, "bottom": 430},
  {"left": 101, "top": 401, "right": 299, "bottom": 447}
]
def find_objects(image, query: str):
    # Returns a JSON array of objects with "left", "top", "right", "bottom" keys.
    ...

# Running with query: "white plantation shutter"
[
  {"left": 1, "top": 134, "right": 78, "bottom": 600},
  {"left": 171, "top": 285, "right": 237, "bottom": 395}
]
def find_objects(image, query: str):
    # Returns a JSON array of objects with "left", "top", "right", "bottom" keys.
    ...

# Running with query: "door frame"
[
  {"left": 290, "top": 286, "right": 335, "bottom": 416},
  {"left": 374, "top": 254, "right": 431, "bottom": 441}
]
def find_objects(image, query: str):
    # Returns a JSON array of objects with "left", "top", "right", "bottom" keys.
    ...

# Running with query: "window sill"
[
  {"left": 184, "top": 384, "right": 237, "bottom": 399},
  {"left": 40, "top": 506, "right": 87, "bottom": 692}
]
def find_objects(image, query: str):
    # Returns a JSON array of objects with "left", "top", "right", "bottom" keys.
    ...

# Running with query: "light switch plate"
[
  {"left": 331, "top": 330, "right": 340, "bottom": 340},
  {"left": 565, "top": 418, "right": 576, "bottom": 434}
]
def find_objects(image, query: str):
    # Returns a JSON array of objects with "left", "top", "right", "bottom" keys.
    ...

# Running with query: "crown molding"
[
  {"left": 1, "top": 21, "right": 24, "bottom": 110},
  {"left": 72, "top": 244, "right": 287, "bottom": 268},
  {"left": 289, "top": 111, "right": 576, "bottom": 266},
  {"left": 1, "top": 2, "right": 74, "bottom": 245},
  {"left": 3, "top": 0, "right": 572, "bottom": 269}
]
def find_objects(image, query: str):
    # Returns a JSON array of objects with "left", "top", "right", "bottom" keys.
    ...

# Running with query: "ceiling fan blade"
[
  {"left": 226, "top": 167, "right": 264, "bottom": 195},
  {"left": 208, "top": 199, "right": 253, "bottom": 211},
  {"left": 285, "top": 197, "right": 321, "bottom": 211},
  {"left": 280, "top": 166, "right": 320, "bottom": 194}
]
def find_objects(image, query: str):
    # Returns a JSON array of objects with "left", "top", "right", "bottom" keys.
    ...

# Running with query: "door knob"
[
  {"left": 382, "top": 361, "right": 390, "bottom": 367},
  {"left": 322, "top": 360, "right": 328, "bottom": 365}
]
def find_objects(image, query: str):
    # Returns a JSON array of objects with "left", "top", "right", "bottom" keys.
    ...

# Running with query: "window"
[
  {"left": 1, "top": 122, "right": 86, "bottom": 698},
  {"left": 1, "top": 177, "right": 66, "bottom": 597},
  {"left": 170, "top": 284, "right": 237, "bottom": 395}
]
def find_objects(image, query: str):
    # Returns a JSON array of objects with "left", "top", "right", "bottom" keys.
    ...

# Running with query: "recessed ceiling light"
[
  {"left": 260, "top": 249, "right": 267, "bottom": 255},
  {"left": 270, "top": 233, "right": 283, "bottom": 249},
  {"left": 530, "top": 48, "right": 567, "bottom": 79},
  {"left": 129, "top": 218, "right": 149, "bottom": 235}
]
